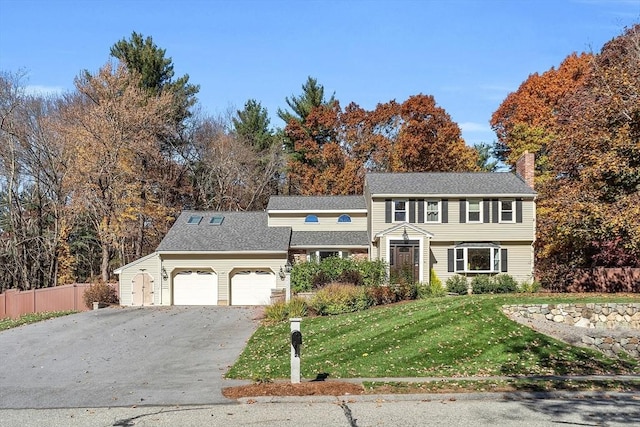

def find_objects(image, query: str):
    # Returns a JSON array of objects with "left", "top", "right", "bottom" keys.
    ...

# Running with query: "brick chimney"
[{"left": 515, "top": 151, "right": 535, "bottom": 189}]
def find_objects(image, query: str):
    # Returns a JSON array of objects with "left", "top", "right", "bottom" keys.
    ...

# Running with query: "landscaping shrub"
[
  {"left": 337, "top": 269, "right": 363, "bottom": 286},
  {"left": 367, "top": 285, "right": 397, "bottom": 305},
  {"left": 357, "top": 259, "right": 387, "bottom": 287},
  {"left": 446, "top": 275, "right": 468, "bottom": 295},
  {"left": 420, "top": 269, "right": 446, "bottom": 298},
  {"left": 519, "top": 280, "right": 542, "bottom": 293},
  {"left": 287, "top": 297, "right": 308, "bottom": 318},
  {"left": 470, "top": 275, "right": 493, "bottom": 294},
  {"left": 291, "top": 261, "right": 320, "bottom": 293},
  {"left": 310, "top": 283, "right": 373, "bottom": 315},
  {"left": 82, "top": 282, "right": 118, "bottom": 308},
  {"left": 312, "top": 270, "right": 332, "bottom": 289},
  {"left": 392, "top": 282, "right": 418, "bottom": 300},
  {"left": 493, "top": 274, "right": 518, "bottom": 293},
  {"left": 291, "top": 257, "right": 388, "bottom": 293},
  {"left": 264, "top": 301, "right": 288, "bottom": 322}
]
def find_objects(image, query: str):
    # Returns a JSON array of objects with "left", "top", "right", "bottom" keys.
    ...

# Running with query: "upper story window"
[
  {"left": 425, "top": 200, "right": 440, "bottom": 223},
  {"left": 500, "top": 200, "right": 514, "bottom": 223},
  {"left": 467, "top": 200, "right": 482, "bottom": 223},
  {"left": 187, "top": 215, "right": 203, "bottom": 225},
  {"left": 394, "top": 200, "right": 407, "bottom": 222},
  {"left": 304, "top": 214, "right": 319, "bottom": 223},
  {"left": 337, "top": 214, "right": 351, "bottom": 223}
]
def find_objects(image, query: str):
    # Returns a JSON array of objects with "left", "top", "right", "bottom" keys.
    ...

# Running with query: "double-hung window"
[
  {"left": 500, "top": 200, "right": 514, "bottom": 223},
  {"left": 467, "top": 200, "right": 482, "bottom": 223},
  {"left": 425, "top": 200, "right": 440, "bottom": 223},
  {"left": 393, "top": 200, "right": 407, "bottom": 222}
]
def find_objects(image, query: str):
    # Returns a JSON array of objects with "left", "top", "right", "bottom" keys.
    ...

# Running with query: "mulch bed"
[{"left": 222, "top": 381, "right": 364, "bottom": 399}]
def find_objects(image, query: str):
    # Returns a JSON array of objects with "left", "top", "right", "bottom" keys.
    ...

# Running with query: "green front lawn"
[{"left": 226, "top": 294, "right": 639, "bottom": 380}]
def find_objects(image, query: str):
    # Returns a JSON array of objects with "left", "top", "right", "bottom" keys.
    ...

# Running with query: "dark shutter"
[
  {"left": 501, "top": 249, "right": 508, "bottom": 272},
  {"left": 417, "top": 200, "right": 424, "bottom": 223},
  {"left": 442, "top": 199, "right": 448, "bottom": 223},
  {"left": 516, "top": 199, "right": 523, "bottom": 223},
  {"left": 447, "top": 249, "right": 454, "bottom": 272},
  {"left": 409, "top": 199, "right": 416, "bottom": 223},
  {"left": 492, "top": 199, "right": 499, "bottom": 223},
  {"left": 459, "top": 199, "right": 466, "bottom": 223},
  {"left": 483, "top": 199, "right": 490, "bottom": 223},
  {"left": 385, "top": 199, "right": 391, "bottom": 223}
]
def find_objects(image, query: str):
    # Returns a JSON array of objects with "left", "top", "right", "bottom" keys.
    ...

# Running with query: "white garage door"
[
  {"left": 231, "top": 270, "right": 276, "bottom": 305},
  {"left": 173, "top": 270, "right": 218, "bottom": 305}
]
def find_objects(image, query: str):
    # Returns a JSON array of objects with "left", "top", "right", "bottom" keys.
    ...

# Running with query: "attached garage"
[
  {"left": 230, "top": 269, "right": 276, "bottom": 305},
  {"left": 173, "top": 270, "right": 218, "bottom": 305}
]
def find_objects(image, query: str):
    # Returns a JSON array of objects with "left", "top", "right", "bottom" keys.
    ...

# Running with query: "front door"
[{"left": 390, "top": 241, "right": 420, "bottom": 284}]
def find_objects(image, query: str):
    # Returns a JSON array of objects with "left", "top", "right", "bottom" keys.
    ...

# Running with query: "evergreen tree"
[{"left": 232, "top": 99, "right": 274, "bottom": 151}]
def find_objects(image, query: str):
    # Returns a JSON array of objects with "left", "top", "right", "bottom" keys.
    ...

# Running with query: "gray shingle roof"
[
  {"left": 156, "top": 211, "right": 291, "bottom": 252},
  {"left": 267, "top": 195, "right": 366, "bottom": 211},
  {"left": 365, "top": 172, "right": 536, "bottom": 196},
  {"left": 289, "top": 231, "right": 369, "bottom": 247}
]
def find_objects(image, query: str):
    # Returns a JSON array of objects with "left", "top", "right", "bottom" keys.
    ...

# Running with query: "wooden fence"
[
  {"left": 567, "top": 268, "right": 640, "bottom": 293},
  {"left": 0, "top": 283, "right": 119, "bottom": 319}
]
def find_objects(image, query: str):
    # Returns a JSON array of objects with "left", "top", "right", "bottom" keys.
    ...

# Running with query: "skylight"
[
  {"left": 187, "top": 215, "right": 203, "bottom": 225},
  {"left": 209, "top": 216, "right": 224, "bottom": 225}
]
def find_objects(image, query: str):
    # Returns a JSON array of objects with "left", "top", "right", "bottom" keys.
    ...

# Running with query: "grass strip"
[
  {"left": 363, "top": 378, "right": 640, "bottom": 394},
  {"left": 0, "top": 311, "right": 76, "bottom": 331}
]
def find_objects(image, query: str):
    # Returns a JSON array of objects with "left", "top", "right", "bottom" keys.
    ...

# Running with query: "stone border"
[
  {"left": 502, "top": 303, "right": 640, "bottom": 330},
  {"left": 503, "top": 303, "right": 640, "bottom": 359}
]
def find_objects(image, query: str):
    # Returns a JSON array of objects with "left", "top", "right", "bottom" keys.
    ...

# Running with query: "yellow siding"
[
  {"left": 268, "top": 212, "right": 367, "bottom": 231},
  {"left": 117, "top": 253, "right": 161, "bottom": 306},
  {"left": 369, "top": 198, "right": 535, "bottom": 242},
  {"left": 430, "top": 242, "right": 535, "bottom": 285},
  {"left": 160, "top": 253, "right": 288, "bottom": 305}
]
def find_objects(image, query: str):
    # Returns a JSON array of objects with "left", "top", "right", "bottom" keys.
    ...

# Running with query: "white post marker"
[{"left": 290, "top": 317, "right": 301, "bottom": 384}]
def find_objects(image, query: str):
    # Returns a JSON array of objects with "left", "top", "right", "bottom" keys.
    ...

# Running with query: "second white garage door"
[
  {"left": 231, "top": 270, "right": 276, "bottom": 305},
  {"left": 173, "top": 270, "right": 218, "bottom": 305}
]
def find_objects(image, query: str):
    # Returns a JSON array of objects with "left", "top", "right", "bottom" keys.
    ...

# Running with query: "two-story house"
[{"left": 115, "top": 154, "right": 536, "bottom": 306}]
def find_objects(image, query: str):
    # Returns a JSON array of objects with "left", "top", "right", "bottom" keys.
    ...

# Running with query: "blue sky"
[{"left": 0, "top": 0, "right": 638, "bottom": 145}]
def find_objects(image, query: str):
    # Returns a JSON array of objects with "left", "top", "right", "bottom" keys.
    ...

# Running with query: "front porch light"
[{"left": 402, "top": 227, "right": 409, "bottom": 242}]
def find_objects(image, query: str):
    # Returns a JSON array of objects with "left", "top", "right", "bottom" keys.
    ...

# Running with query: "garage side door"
[
  {"left": 231, "top": 270, "right": 276, "bottom": 305},
  {"left": 173, "top": 271, "right": 218, "bottom": 305}
]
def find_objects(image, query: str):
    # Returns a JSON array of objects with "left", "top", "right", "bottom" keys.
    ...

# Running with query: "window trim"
[
  {"left": 466, "top": 200, "right": 482, "bottom": 223},
  {"left": 454, "top": 245, "right": 501, "bottom": 273},
  {"left": 304, "top": 214, "right": 319, "bottom": 223},
  {"left": 393, "top": 200, "right": 407, "bottom": 222},
  {"left": 337, "top": 214, "right": 352, "bottom": 223},
  {"left": 499, "top": 199, "right": 515, "bottom": 223},
  {"left": 186, "top": 215, "right": 203, "bottom": 225},
  {"left": 308, "top": 250, "right": 350, "bottom": 262},
  {"left": 425, "top": 200, "right": 441, "bottom": 223}
]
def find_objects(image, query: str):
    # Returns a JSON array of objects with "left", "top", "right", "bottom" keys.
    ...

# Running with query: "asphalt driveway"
[{"left": 0, "top": 306, "right": 261, "bottom": 409}]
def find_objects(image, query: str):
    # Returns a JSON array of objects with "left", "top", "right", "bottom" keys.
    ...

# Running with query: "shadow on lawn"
[{"left": 498, "top": 334, "right": 637, "bottom": 377}]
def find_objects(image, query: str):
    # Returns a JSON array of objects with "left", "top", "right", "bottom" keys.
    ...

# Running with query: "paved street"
[{"left": 1, "top": 392, "right": 639, "bottom": 426}]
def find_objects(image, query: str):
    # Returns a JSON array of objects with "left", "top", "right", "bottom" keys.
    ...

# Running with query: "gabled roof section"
[
  {"left": 375, "top": 222, "right": 435, "bottom": 239},
  {"left": 267, "top": 195, "right": 366, "bottom": 212},
  {"left": 157, "top": 211, "right": 291, "bottom": 252},
  {"left": 114, "top": 251, "right": 158, "bottom": 275},
  {"left": 365, "top": 172, "right": 536, "bottom": 197},
  {"left": 289, "top": 231, "right": 369, "bottom": 248}
]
